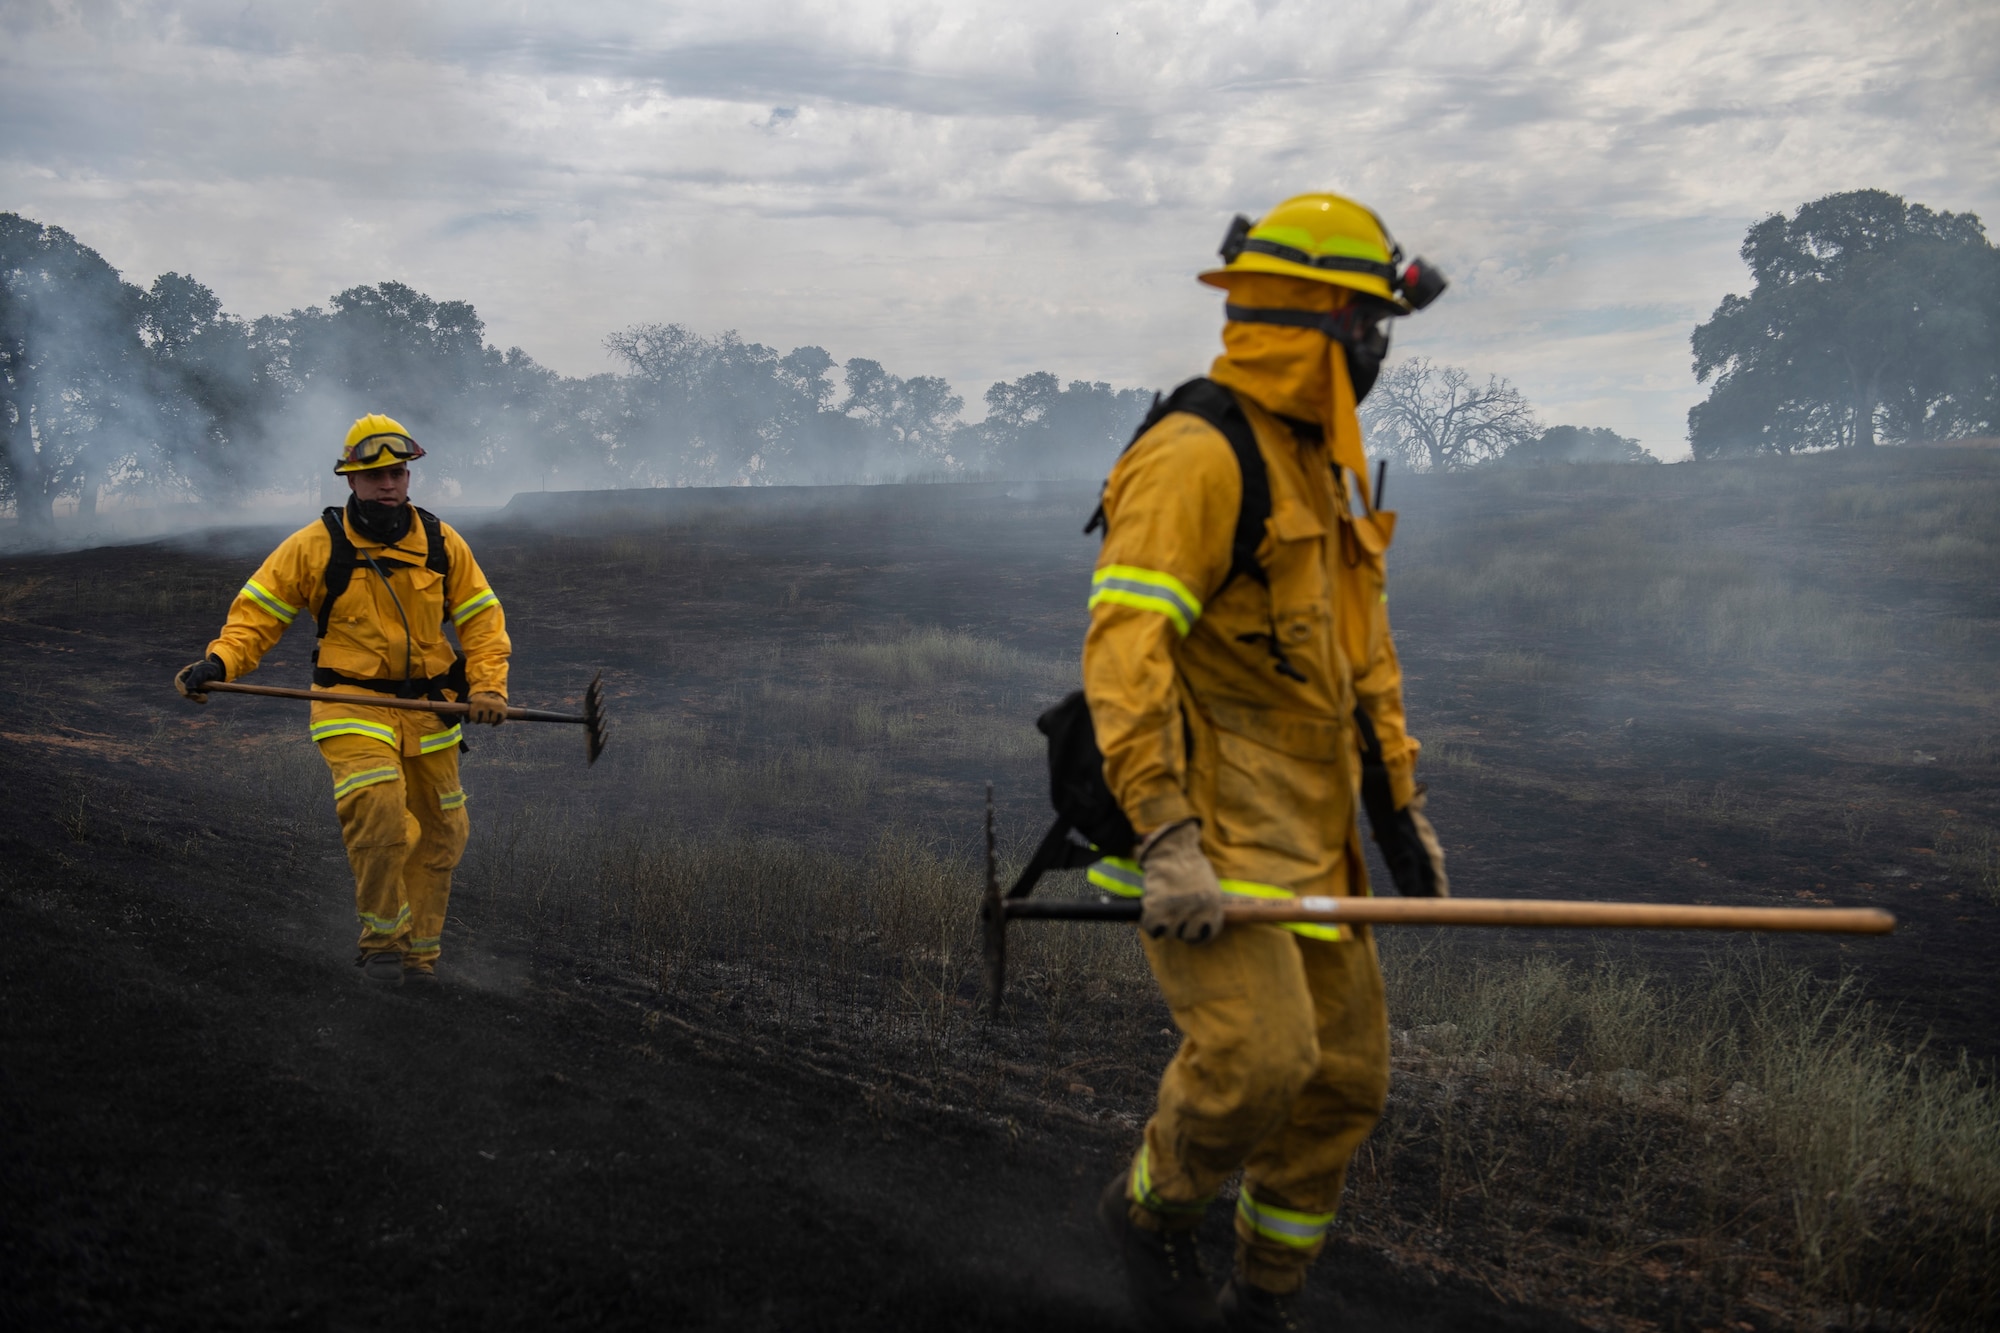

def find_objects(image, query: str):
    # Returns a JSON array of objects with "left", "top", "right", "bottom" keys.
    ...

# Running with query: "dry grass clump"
[
  {"left": 1399, "top": 527, "right": 1896, "bottom": 667},
  {"left": 826, "top": 626, "right": 1043, "bottom": 686},
  {"left": 460, "top": 795, "right": 1151, "bottom": 1070},
  {"left": 1360, "top": 935, "right": 2000, "bottom": 1327},
  {"left": 1933, "top": 823, "right": 2000, "bottom": 904},
  {"left": 741, "top": 683, "right": 1045, "bottom": 764},
  {"left": 1394, "top": 450, "right": 2000, "bottom": 671},
  {"left": 4, "top": 561, "right": 239, "bottom": 619},
  {"left": 1423, "top": 741, "right": 1482, "bottom": 771},
  {"left": 620, "top": 713, "right": 879, "bottom": 811},
  {"left": 1655, "top": 778, "right": 1771, "bottom": 835},
  {"left": 1480, "top": 649, "right": 1557, "bottom": 682},
  {"left": 0, "top": 573, "right": 48, "bottom": 614},
  {"left": 1819, "top": 475, "right": 2000, "bottom": 580}
]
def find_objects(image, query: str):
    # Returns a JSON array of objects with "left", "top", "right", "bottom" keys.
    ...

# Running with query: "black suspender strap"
[{"left": 1087, "top": 377, "right": 1272, "bottom": 594}]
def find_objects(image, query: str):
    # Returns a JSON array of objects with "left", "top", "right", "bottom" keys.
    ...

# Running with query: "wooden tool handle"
[
  {"left": 195, "top": 681, "right": 585, "bottom": 725},
  {"left": 1002, "top": 897, "right": 1894, "bottom": 935},
  {"left": 1226, "top": 896, "right": 1894, "bottom": 934}
]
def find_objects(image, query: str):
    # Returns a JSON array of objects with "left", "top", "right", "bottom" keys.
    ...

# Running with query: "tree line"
[
  {"left": 1364, "top": 191, "right": 1999, "bottom": 468},
  {"left": 7, "top": 189, "right": 1989, "bottom": 526},
  {"left": 0, "top": 213, "right": 1160, "bottom": 529},
  {"left": 0, "top": 207, "right": 1654, "bottom": 528},
  {"left": 1688, "top": 189, "right": 1999, "bottom": 456}
]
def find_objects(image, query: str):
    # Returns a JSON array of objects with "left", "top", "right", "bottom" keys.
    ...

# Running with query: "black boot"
[
  {"left": 1217, "top": 1278, "right": 1303, "bottom": 1333},
  {"left": 356, "top": 950, "right": 403, "bottom": 986},
  {"left": 1096, "top": 1174, "right": 1222, "bottom": 1332}
]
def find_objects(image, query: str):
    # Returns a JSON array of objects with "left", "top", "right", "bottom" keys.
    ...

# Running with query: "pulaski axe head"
[
  {"left": 583, "top": 672, "right": 610, "bottom": 765},
  {"left": 982, "top": 782, "right": 1008, "bottom": 1018}
]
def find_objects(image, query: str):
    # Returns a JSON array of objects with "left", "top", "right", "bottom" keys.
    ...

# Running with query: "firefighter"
[
  {"left": 174, "top": 414, "right": 510, "bottom": 987},
  {"left": 1085, "top": 194, "right": 1448, "bottom": 1331}
]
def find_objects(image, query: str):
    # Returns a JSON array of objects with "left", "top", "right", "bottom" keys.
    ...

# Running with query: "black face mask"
[
  {"left": 1343, "top": 326, "right": 1390, "bottom": 402},
  {"left": 1322, "top": 301, "right": 1392, "bottom": 402},
  {"left": 348, "top": 495, "right": 411, "bottom": 544}
]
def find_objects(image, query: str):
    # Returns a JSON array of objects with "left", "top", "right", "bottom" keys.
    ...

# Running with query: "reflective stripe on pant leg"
[
  {"left": 401, "top": 745, "right": 468, "bottom": 964},
  {"left": 1137, "top": 923, "right": 1320, "bottom": 1233},
  {"left": 333, "top": 766, "right": 400, "bottom": 800},
  {"left": 320, "top": 734, "right": 414, "bottom": 955},
  {"left": 1129, "top": 1141, "right": 1212, "bottom": 1220},
  {"left": 359, "top": 904, "right": 412, "bottom": 936},
  {"left": 1236, "top": 1186, "right": 1336, "bottom": 1249},
  {"left": 1234, "top": 931, "right": 1389, "bottom": 1295}
]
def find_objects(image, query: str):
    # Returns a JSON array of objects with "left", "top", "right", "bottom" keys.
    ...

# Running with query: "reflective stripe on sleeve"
[
  {"left": 1130, "top": 1142, "right": 1211, "bottom": 1218},
  {"left": 332, "top": 766, "right": 400, "bottom": 801},
  {"left": 1219, "top": 878, "right": 1344, "bottom": 941},
  {"left": 450, "top": 588, "right": 500, "bottom": 626},
  {"left": 358, "top": 904, "right": 410, "bottom": 935},
  {"left": 1087, "top": 856, "right": 1144, "bottom": 898},
  {"left": 240, "top": 579, "right": 298, "bottom": 625},
  {"left": 309, "top": 717, "right": 397, "bottom": 747},
  {"left": 1089, "top": 565, "right": 1203, "bottom": 637},
  {"left": 439, "top": 789, "right": 466, "bottom": 811},
  {"left": 1236, "top": 1187, "right": 1336, "bottom": 1249},
  {"left": 419, "top": 724, "right": 463, "bottom": 754}
]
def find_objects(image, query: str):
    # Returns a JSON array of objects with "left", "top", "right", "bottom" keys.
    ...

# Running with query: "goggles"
[{"left": 340, "top": 434, "right": 426, "bottom": 469}]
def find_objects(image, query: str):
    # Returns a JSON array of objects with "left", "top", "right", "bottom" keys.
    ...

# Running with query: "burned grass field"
[{"left": 3, "top": 451, "right": 1998, "bottom": 1330}]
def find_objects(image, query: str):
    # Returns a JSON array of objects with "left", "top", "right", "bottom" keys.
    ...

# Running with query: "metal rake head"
[
  {"left": 981, "top": 782, "right": 1008, "bottom": 1017},
  {"left": 583, "top": 672, "right": 610, "bottom": 764}
]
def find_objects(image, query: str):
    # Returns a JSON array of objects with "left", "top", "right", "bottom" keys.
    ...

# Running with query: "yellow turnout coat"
[
  {"left": 1083, "top": 276, "right": 1418, "bottom": 922},
  {"left": 207, "top": 506, "right": 510, "bottom": 754}
]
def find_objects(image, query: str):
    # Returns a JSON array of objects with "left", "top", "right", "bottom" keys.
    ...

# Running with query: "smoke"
[
  {"left": 2, "top": 211, "right": 1166, "bottom": 551},
  {"left": 5, "top": 208, "right": 1677, "bottom": 557}
]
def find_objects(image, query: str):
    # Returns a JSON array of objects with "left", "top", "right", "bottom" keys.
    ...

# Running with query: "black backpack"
[{"left": 1010, "top": 379, "right": 1405, "bottom": 901}]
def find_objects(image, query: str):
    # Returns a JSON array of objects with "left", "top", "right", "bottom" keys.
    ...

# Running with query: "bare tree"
[{"left": 1360, "top": 357, "right": 1539, "bottom": 471}]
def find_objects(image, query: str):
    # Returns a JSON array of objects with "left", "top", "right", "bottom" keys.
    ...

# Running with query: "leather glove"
[
  {"left": 174, "top": 654, "right": 226, "bottom": 703},
  {"left": 1384, "top": 787, "right": 1450, "bottom": 898},
  {"left": 1137, "top": 819, "right": 1227, "bottom": 943},
  {"left": 466, "top": 691, "right": 508, "bottom": 726}
]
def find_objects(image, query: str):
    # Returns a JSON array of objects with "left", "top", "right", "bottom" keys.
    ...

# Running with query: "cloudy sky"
[{"left": 5, "top": 0, "right": 1996, "bottom": 457}]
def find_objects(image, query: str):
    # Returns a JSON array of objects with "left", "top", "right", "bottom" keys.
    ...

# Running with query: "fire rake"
[
  {"left": 190, "top": 673, "right": 610, "bottom": 764},
  {"left": 978, "top": 786, "right": 1893, "bottom": 1017}
]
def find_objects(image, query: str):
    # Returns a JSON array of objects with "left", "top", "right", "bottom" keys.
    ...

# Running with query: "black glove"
[
  {"left": 1381, "top": 791, "right": 1449, "bottom": 898},
  {"left": 175, "top": 654, "right": 226, "bottom": 702}
]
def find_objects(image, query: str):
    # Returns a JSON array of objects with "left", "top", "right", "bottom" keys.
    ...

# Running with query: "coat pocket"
[
  {"left": 1142, "top": 928, "right": 1252, "bottom": 1007},
  {"left": 1336, "top": 510, "right": 1395, "bottom": 668},
  {"left": 1209, "top": 724, "right": 1342, "bottom": 867}
]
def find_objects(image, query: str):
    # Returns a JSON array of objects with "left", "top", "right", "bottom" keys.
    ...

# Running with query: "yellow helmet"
[
  {"left": 1199, "top": 193, "right": 1447, "bottom": 312},
  {"left": 335, "top": 413, "right": 426, "bottom": 475}
]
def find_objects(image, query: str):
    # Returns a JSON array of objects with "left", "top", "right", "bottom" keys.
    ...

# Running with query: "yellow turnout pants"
[
  {"left": 1127, "top": 922, "right": 1389, "bottom": 1294},
  {"left": 317, "top": 733, "right": 469, "bottom": 967}
]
